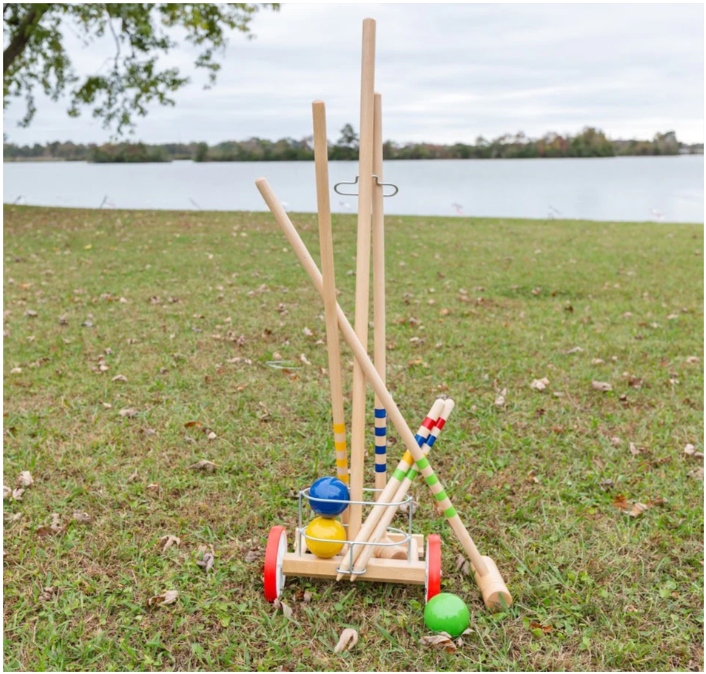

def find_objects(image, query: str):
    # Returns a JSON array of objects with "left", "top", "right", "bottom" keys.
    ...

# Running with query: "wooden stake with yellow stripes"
[
  {"left": 335, "top": 398, "right": 445, "bottom": 579},
  {"left": 313, "top": 100, "right": 349, "bottom": 527},
  {"left": 351, "top": 398, "right": 455, "bottom": 578},
  {"left": 255, "top": 176, "right": 513, "bottom": 610}
]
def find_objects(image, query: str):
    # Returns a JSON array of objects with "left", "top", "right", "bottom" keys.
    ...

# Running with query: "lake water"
[{"left": 3, "top": 155, "right": 703, "bottom": 223}]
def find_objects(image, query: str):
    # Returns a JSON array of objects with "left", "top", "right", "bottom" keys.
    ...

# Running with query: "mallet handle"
[
  {"left": 312, "top": 101, "right": 349, "bottom": 523},
  {"left": 349, "top": 17, "right": 377, "bottom": 540},
  {"left": 255, "top": 178, "right": 490, "bottom": 579}
]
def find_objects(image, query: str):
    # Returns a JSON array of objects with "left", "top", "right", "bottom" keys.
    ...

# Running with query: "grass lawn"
[{"left": 3, "top": 205, "right": 704, "bottom": 671}]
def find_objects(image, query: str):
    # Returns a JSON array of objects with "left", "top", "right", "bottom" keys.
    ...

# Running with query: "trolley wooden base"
[{"left": 283, "top": 553, "right": 426, "bottom": 584}]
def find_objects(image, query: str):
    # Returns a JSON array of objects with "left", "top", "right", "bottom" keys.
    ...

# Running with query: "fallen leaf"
[
  {"left": 147, "top": 483, "right": 160, "bottom": 493},
  {"left": 160, "top": 535, "right": 181, "bottom": 552},
  {"left": 3, "top": 486, "right": 11, "bottom": 501},
  {"left": 684, "top": 444, "right": 696, "bottom": 456},
  {"left": 102, "top": 402, "right": 112, "bottom": 409},
  {"left": 688, "top": 467, "right": 704, "bottom": 480},
  {"left": 197, "top": 549, "right": 215, "bottom": 573},
  {"left": 592, "top": 381, "right": 612, "bottom": 392},
  {"left": 685, "top": 356, "right": 700, "bottom": 364},
  {"left": 119, "top": 408, "right": 138, "bottom": 418},
  {"left": 334, "top": 628, "right": 359, "bottom": 653},
  {"left": 629, "top": 442, "right": 641, "bottom": 457},
  {"left": 127, "top": 469, "right": 139, "bottom": 483},
  {"left": 303, "top": 590, "right": 313, "bottom": 603},
  {"left": 112, "top": 374, "right": 128, "bottom": 382},
  {"left": 25, "top": 310, "right": 38, "bottom": 318},
  {"left": 184, "top": 420, "right": 202, "bottom": 429},
  {"left": 419, "top": 633, "right": 456, "bottom": 653},
  {"left": 72, "top": 511, "right": 92, "bottom": 524},
  {"left": 244, "top": 550, "right": 263, "bottom": 563},
  {"left": 16, "top": 471, "right": 33, "bottom": 487},
  {"left": 529, "top": 621, "right": 553, "bottom": 633},
  {"left": 207, "top": 431, "right": 217, "bottom": 441},
  {"left": 273, "top": 597, "right": 293, "bottom": 620},
  {"left": 530, "top": 377, "right": 549, "bottom": 391},
  {"left": 494, "top": 394, "right": 505, "bottom": 407},
  {"left": 565, "top": 346, "right": 583, "bottom": 354},
  {"left": 455, "top": 553, "right": 470, "bottom": 575},
  {"left": 303, "top": 327, "right": 313, "bottom": 337},
  {"left": 592, "top": 358, "right": 605, "bottom": 365},
  {"left": 189, "top": 460, "right": 216, "bottom": 472},
  {"left": 11, "top": 488, "right": 24, "bottom": 501},
  {"left": 299, "top": 354, "right": 311, "bottom": 366},
  {"left": 39, "top": 586, "right": 56, "bottom": 602},
  {"left": 629, "top": 502, "right": 650, "bottom": 517},
  {"left": 147, "top": 590, "right": 178, "bottom": 608}
]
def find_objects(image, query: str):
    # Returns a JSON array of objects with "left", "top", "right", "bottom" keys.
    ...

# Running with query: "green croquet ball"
[{"left": 423, "top": 593, "right": 470, "bottom": 637}]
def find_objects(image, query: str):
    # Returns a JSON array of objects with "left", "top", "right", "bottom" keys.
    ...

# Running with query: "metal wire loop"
[{"left": 333, "top": 175, "right": 399, "bottom": 198}]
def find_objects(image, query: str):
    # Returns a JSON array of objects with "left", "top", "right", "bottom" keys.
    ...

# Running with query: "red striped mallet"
[
  {"left": 351, "top": 398, "right": 455, "bottom": 578},
  {"left": 336, "top": 398, "right": 445, "bottom": 579},
  {"left": 255, "top": 177, "right": 513, "bottom": 610}
]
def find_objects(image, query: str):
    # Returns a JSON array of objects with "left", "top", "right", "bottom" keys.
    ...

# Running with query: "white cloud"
[{"left": 3, "top": 3, "right": 703, "bottom": 144}]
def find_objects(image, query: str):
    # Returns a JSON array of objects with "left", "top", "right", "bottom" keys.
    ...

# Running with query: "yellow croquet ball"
[{"left": 305, "top": 517, "right": 345, "bottom": 558}]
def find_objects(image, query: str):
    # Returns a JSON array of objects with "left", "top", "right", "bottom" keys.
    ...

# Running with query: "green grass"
[{"left": 3, "top": 205, "right": 703, "bottom": 671}]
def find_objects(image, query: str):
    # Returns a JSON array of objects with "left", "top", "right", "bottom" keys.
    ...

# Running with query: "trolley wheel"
[
  {"left": 425, "top": 534, "right": 442, "bottom": 603},
  {"left": 264, "top": 525, "right": 288, "bottom": 603}
]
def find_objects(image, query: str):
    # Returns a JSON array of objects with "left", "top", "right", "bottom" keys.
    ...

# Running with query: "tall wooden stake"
[
  {"left": 349, "top": 17, "right": 376, "bottom": 539},
  {"left": 312, "top": 100, "right": 349, "bottom": 527},
  {"left": 372, "top": 92, "right": 387, "bottom": 496}
]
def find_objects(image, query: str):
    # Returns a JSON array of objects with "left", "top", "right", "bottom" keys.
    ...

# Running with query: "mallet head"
[{"left": 474, "top": 555, "right": 513, "bottom": 611}]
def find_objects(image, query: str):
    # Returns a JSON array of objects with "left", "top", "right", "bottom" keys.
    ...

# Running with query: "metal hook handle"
[{"left": 333, "top": 175, "right": 399, "bottom": 198}]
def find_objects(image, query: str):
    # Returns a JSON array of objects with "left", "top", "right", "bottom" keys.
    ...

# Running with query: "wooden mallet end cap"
[{"left": 474, "top": 555, "right": 513, "bottom": 611}]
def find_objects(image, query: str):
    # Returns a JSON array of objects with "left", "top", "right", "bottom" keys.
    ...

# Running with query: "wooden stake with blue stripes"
[
  {"left": 372, "top": 92, "right": 388, "bottom": 496},
  {"left": 313, "top": 101, "right": 349, "bottom": 526},
  {"left": 352, "top": 399, "right": 455, "bottom": 577}
]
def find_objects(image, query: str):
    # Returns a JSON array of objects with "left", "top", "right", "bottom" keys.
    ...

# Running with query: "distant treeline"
[{"left": 3, "top": 127, "right": 702, "bottom": 163}]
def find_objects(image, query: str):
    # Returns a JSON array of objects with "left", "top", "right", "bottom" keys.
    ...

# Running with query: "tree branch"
[{"left": 3, "top": 4, "right": 51, "bottom": 75}]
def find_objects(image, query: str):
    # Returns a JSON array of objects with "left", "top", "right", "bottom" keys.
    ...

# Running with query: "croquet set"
[{"left": 257, "top": 19, "right": 512, "bottom": 621}]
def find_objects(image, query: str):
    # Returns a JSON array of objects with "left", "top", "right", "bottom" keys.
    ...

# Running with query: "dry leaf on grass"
[
  {"left": 629, "top": 443, "right": 641, "bottom": 457},
  {"left": 565, "top": 346, "right": 584, "bottom": 354},
  {"left": 17, "top": 471, "right": 33, "bottom": 487},
  {"left": 529, "top": 621, "right": 553, "bottom": 633},
  {"left": 334, "top": 628, "right": 359, "bottom": 654},
  {"left": 127, "top": 469, "right": 139, "bottom": 483},
  {"left": 303, "top": 590, "right": 313, "bottom": 603},
  {"left": 592, "top": 358, "right": 605, "bottom": 365},
  {"left": 11, "top": 488, "right": 24, "bottom": 501},
  {"left": 197, "top": 548, "right": 215, "bottom": 573},
  {"left": 613, "top": 495, "right": 665, "bottom": 517},
  {"left": 244, "top": 550, "right": 263, "bottom": 563},
  {"left": 160, "top": 535, "right": 181, "bottom": 552},
  {"left": 273, "top": 597, "right": 293, "bottom": 619},
  {"left": 39, "top": 586, "right": 57, "bottom": 602},
  {"left": 419, "top": 633, "right": 457, "bottom": 653},
  {"left": 119, "top": 408, "right": 138, "bottom": 418},
  {"left": 685, "top": 356, "right": 700, "bottom": 364},
  {"left": 610, "top": 437, "right": 622, "bottom": 447},
  {"left": 299, "top": 354, "right": 311, "bottom": 366},
  {"left": 184, "top": 420, "right": 202, "bottom": 429},
  {"left": 112, "top": 374, "right": 128, "bottom": 382},
  {"left": 688, "top": 467, "right": 704, "bottom": 480},
  {"left": 303, "top": 327, "right": 313, "bottom": 337},
  {"left": 530, "top": 377, "right": 549, "bottom": 391},
  {"left": 3, "top": 486, "right": 11, "bottom": 501},
  {"left": 37, "top": 513, "right": 65, "bottom": 536},
  {"left": 207, "top": 431, "right": 217, "bottom": 441},
  {"left": 592, "top": 381, "right": 612, "bottom": 392},
  {"left": 147, "top": 590, "right": 178, "bottom": 608},
  {"left": 147, "top": 483, "right": 160, "bottom": 493},
  {"left": 189, "top": 460, "right": 216, "bottom": 472},
  {"left": 72, "top": 511, "right": 92, "bottom": 525},
  {"left": 455, "top": 553, "right": 470, "bottom": 575}
]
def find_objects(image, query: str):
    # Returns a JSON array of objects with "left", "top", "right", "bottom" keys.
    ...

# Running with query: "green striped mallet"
[
  {"left": 256, "top": 176, "right": 513, "bottom": 610},
  {"left": 351, "top": 398, "right": 455, "bottom": 578},
  {"left": 335, "top": 398, "right": 446, "bottom": 579}
]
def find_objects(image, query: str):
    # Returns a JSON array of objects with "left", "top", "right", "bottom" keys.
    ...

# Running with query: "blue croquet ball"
[{"left": 309, "top": 476, "right": 349, "bottom": 517}]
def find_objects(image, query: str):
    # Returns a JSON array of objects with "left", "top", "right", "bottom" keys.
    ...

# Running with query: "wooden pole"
[
  {"left": 255, "top": 177, "right": 513, "bottom": 610},
  {"left": 312, "top": 100, "right": 349, "bottom": 527},
  {"left": 351, "top": 399, "right": 455, "bottom": 578},
  {"left": 372, "top": 91, "right": 387, "bottom": 496},
  {"left": 349, "top": 17, "right": 377, "bottom": 540}
]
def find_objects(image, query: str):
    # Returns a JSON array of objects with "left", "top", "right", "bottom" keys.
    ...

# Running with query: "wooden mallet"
[
  {"left": 351, "top": 398, "right": 455, "bottom": 578},
  {"left": 255, "top": 177, "right": 513, "bottom": 610}
]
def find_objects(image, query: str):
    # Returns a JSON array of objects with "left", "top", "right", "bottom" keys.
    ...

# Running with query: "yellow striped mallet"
[
  {"left": 351, "top": 398, "right": 455, "bottom": 578},
  {"left": 312, "top": 100, "right": 349, "bottom": 524},
  {"left": 255, "top": 177, "right": 513, "bottom": 610}
]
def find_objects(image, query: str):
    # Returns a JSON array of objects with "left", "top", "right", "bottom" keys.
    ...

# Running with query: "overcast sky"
[{"left": 3, "top": 3, "right": 704, "bottom": 145}]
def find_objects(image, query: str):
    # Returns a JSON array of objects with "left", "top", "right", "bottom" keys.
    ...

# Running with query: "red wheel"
[
  {"left": 425, "top": 534, "right": 441, "bottom": 603},
  {"left": 264, "top": 525, "right": 288, "bottom": 603}
]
